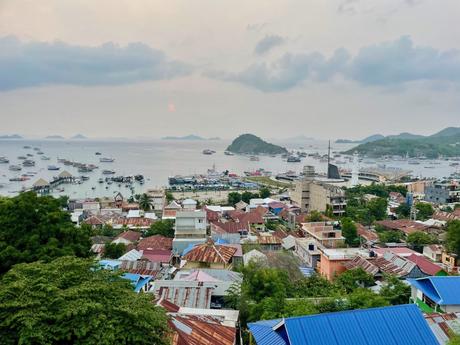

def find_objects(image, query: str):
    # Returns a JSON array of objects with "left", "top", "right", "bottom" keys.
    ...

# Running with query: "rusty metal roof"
[
  {"left": 137, "top": 235, "right": 173, "bottom": 251},
  {"left": 114, "top": 230, "right": 141, "bottom": 242},
  {"left": 183, "top": 242, "right": 237, "bottom": 264},
  {"left": 119, "top": 260, "right": 161, "bottom": 276}
]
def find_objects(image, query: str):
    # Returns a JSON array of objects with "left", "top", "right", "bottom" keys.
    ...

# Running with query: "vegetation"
[
  {"left": 307, "top": 210, "right": 324, "bottom": 222},
  {"left": 341, "top": 217, "right": 359, "bottom": 246},
  {"left": 407, "top": 231, "right": 438, "bottom": 252},
  {"left": 415, "top": 203, "right": 434, "bottom": 221},
  {"left": 103, "top": 242, "right": 126, "bottom": 259},
  {"left": 226, "top": 134, "right": 288, "bottom": 154},
  {"left": 138, "top": 193, "right": 151, "bottom": 211},
  {"left": 145, "top": 219, "right": 175, "bottom": 238},
  {"left": 244, "top": 176, "right": 292, "bottom": 189},
  {"left": 165, "top": 191, "right": 174, "bottom": 203},
  {"left": 227, "top": 190, "right": 268, "bottom": 205},
  {"left": 0, "top": 257, "right": 170, "bottom": 345},
  {"left": 345, "top": 196, "right": 388, "bottom": 225},
  {"left": 377, "top": 230, "right": 402, "bottom": 243},
  {"left": 345, "top": 184, "right": 407, "bottom": 198},
  {"left": 446, "top": 220, "right": 460, "bottom": 255},
  {"left": 0, "top": 192, "right": 92, "bottom": 274}
]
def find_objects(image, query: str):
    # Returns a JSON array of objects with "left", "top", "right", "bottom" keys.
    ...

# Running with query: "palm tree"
[{"left": 138, "top": 193, "right": 151, "bottom": 211}]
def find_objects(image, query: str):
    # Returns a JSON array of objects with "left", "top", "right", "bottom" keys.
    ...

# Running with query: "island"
[
  {"left": 161, "top": 134, "right": 205, "bottom": 140},
  {"left": 226, "top": 133, "right": 288, "bottom": 155},
  {"left": 336, "top": 134, "right": 384, "bottom": 144},
  {"left": 0, "top": 134, "right": 22, "bottom": 140},
  {"left": 45, "top": 135, "right": 65, "bottom": 140},
  {"left": 344, "top": 127, "right": 460, "bottom": 158},
  {"left": 71, "top": 134, "right": 88, "bottom": 140}
]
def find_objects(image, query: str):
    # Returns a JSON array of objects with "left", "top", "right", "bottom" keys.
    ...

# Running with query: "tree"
[
  {"left": 259, "top": 187, "right": 271, "bottom": 199},
  {"left": 242, "top": 191, "right": 258, "bottom": 204},
  {"left": 283, "top": 299, "right": 318, "bottom": 317},
  {"left": 395, "top": 203, "right": 411, "bottom": 218},
  {"left": 307, "top": 210, "right": 323, "bottom": 222},
  {"left": 165, "top": 191, "right": 174, "bottom": 203},
  {"left": 367, "top": 197, "right": 388, "bottom": 221},
  {"left": 138, "top": 193, "right": 151, "bottom": 211},
  {"left": 378, "top": 230, "right": 402, "bottom": 243},
  {"left": 407, "top": 231, "right": 437, "bottom": 252},
  {"left": 446, "top": 220, "right": 460, "bottom": 255},
  {"left": 0, "top": 257, "right": 170, "bottom": 345},
  {"left": 0, "top": 192, "right": 92, "bottom": 274},
  {"left": 291, "top": 274, "right": 339, "bottom": 298},
  {"left": 347, "top": 288, "right": 389, "bottom": 309},
  {"left": 335, "top": 268, "right": 375, "bottom": 293},
  {"left": 227, "top": 192, "right": 242, "bottom": 206},
  {"left": 379, "top": 275, "right": 411, "bottom": 305},
  {"left": 145, "top": 219, "right": 175, "bottom": 238},
  {"left": 415, "top": 203, "right": 434, "bottom": 221},
  {"left": 103, "top": 242, "right": 126, "bottom": 259},
  {"left": 341, "top": 217, "right": 359, "bottom": 246}
]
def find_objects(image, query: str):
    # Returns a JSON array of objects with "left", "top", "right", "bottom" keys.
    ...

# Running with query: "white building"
[{"left": 173, "top": 210, "right": 207, "bottom": 254}]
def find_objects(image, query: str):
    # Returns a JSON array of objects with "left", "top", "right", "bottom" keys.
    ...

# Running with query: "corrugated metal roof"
[
  {"left": 408, "top": 277, "right": 460, "bottom": 305},
  {"left": 183, "top": 242, "right": 237, "bottom": 264},
  {"left": 250, "top": 304, "right": 439, "bottom": 345}
]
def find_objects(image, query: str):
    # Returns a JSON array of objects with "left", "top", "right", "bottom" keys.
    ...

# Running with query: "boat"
[
  {"left": 102, "top": 170, "right": 115, "bottom": 175},
  {"left": 224, "top": 151, "right": 234, "bottom": 156},
  {"left": 33, "top": 147, "right": 40, "bottom": 151},
  {"left": 23, "top": 145, "right": 31, "bottom": 149},
  {"left": 9, "top": 177, "right": 28, "bottom": 182},
  {"left": 22, "top": 160, "right": 35, "bottom": 167},
  {"left": 17, "top": 156, "right": 27, "bottom": 160},
  {"left": 41, "top": 156, "right": 51, "bottom": 160},
  {"left": 249, "top": 156, "right": 259, "bottom": 161},
  {"left": 287, "top": 156, "right": 301, "bottom": 163},
  {"left": 408, "top": 160, "right": 421, "bottom": 165},
  {"left": 0, "top": 157, "right": 9, "bottom": 163},
  {"left": 450, "top": 162, "right": 459, "bottom": 167},
  {"left": 26, "top": 153, "right": 33, "bottom": 157},
  {"left": 202, "top": 149, "right": 215, "bottom": 155},
  {"left": 9, "top": 165, "right": 22, "bottom": 171},
  {"left": 81, "top": 176, "right": 90, "bottom": 181},
  {"left": 99, "top": 157, "right": 114, "bottom": 162},
  {"left": 37, "top": 151, "right": 44, "bottom": 155},
  {"left": 98, "top": 178, "right": 104, "bottom": 183},
  {"left": 48, "top": 165, "right": 60, "bottom": 171}
]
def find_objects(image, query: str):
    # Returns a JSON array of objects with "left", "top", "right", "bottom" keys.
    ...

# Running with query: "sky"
[{"left": 1, "top": 0, "right": 460, "bottom": 140}]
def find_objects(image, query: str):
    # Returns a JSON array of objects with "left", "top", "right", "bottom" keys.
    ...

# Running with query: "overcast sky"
[{"left": 1, "top": 0, "right": 460, "bottom": 140}]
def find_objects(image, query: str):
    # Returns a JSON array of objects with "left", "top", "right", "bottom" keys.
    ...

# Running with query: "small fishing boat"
[
  {"left": 99, "top": 157, "right": 114, "bottom": 163},
  {"left": 22, "top": 160, "right": 35, "bottom": 167},
  {"left": 0, "top": 157, "right": 9, "bottom": 164},
  {"left": 287, "top": 156, "right": 301, "bottom": 163},
  {"left": 224, "top": 151, "right": 234, "bottom": 156},
  {"left": 17, "top": 156, "right": 27, "bottom": 160},
  {"left": 95, "top": 152, "right": 102, "bottom": 155},
  {"left": 249, "top": 156, "right": 259, "bottom": 161},
  {"left": 41, "top": 156, "right": 51, "bottom": 160},
  {"left": 102, "top": 170, "right": 115, "bottom": 175},
  {"left": 48, "top": 165, "right": 60, "bottom": 171},
  {"left": 9, "top": 165, "right": 22, "bottom": 171},
  {"left": 202, "top": 149, "right": 215, "bottom": 155}
]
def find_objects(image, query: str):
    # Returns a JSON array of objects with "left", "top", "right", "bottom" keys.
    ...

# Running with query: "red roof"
[
  {"left": 183, "top": 242, "right": 237, "bottom": 264},
  {"left": 142, "top": 249, "right": 172, "bottom": 263},
  {"left": 210, "top": 220, "right": 248, "bottom": 234},
  {"left": 357, "top": 223, "right": 379, "bottom": 242},
  {"left": 137, "top": 235, "right": 173, "bottom": 251},
  {"left": 406, "top": 253, "right": 445, "bottom": 275},
  {"left": 373, "top": 247, "right": 421, "bottom": 257},
  {"left": 114, "top": 230, "right": 141, "bottom": 243},
  {"left": 376, "top": 220, "right": 429, "bottom": 235},
  {"left": 116, "top": 217, "right": 155, "bottom": 228},
  {"left": 205, "top": 208, "right": 220, "bottom": 222},
  {"left": 237, "top": 211, "right": 264, "bottom": 225},
  {"left": 83, "top": 215, "right": 105, "bottom": 226}
]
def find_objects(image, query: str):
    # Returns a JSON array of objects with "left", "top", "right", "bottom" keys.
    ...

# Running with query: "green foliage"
[
  {"left": 259, "top": 187, "right": 271, "bottom": 199},
  {"left": 101, "top": 224, "right": 120, "bottom": 237},
  {"left": 138, "top": 193, "right": 151, "bottom": 211},
  {"left": 0, "top": 257, "right": 170, "bottom": 345},
  {"left": 378, "top": 230, "right": 402, "bottom": 243},
  {"left": 407, "top": 231, "right": 438, "bottom": 252},
  {"left": 367, "top": 197, "right": 388, "bottom": 221},
  {"left": 165, "top": 191, "right": 174, "bottom": 203},
  {"left": 334, "top": 268, "right": 375, "bottom": 293},
  {"left": 226, "top": 133, "right": 288, "bottom": 154},
  {"left": 307, "top": 210, "right": 323, "bottom": 222},
  {"left": 145, "top": 219, "right": 175, "bottom": 238},
  {"left": 446, "top": 220, "right": 460, "bottom": 255},
  {"left": 395, "top": 203, "right": 411, "bottom": 218},
  {"left": 241, "top": 191, "right": 259, "bottom": 204},
  {"left": 291, "top": 274, "right": 339, "bottom": 298},
  {"left": 0, "top": 192, "right": 92, "bottom": 274},
  {"left": 347, "top": 288, "right": 389, "bottom": 309},
  {"left": 341, "top": 217, "right": 359, "bottom": 246},
  {"left": 415, "top": 203, "right": 434, "bottom": 221},
  {"left": 227, "top": 192, "right": 242, "bottom": 206},
  {"left": 379, "top": 275, "right": 411, "bottom": 305},
  {"left": 265, "top": 220, "right": 279, "bottom": 230},
  {"left": 103, "top": 242, "right": 126, "bottom": 259},
  {"left": 447, "top": 333, "right": 460, "bottom": 345},
  {"left": 345, "top": 184, "right": 407, "bottom": 199}
]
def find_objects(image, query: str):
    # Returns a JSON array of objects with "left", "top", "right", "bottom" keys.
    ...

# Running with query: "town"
[{"left": 2, "top": 159, "right": 460, "bottom": 344}]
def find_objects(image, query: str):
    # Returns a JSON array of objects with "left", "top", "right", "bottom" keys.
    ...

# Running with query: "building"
[
  {"left": 318, "top": 247, "right": 371, "bottom": 280},
  {"left": 112, "top": 230, "right": 141, "bottom": 245},
  {"left": 172, "top": 211, "right": 207, "bottom": 254},
  {"left": 441, "top": 252, "right": 460, "bottom": 273},
  {"left": 248, "top": 304, "right": 439, "bottom": 345},
  {"left": 423, "top": 244, "right": 444, "bottom": 262},
  {"left": 294, "top": 238, "right": 321, "bottom": 268},
  {"left": 290, "top": 166, "right": 346, "bottom": 216},
  {"left": 425, "top": 181, "right": 460, "bottom": 204},
  {"left": 243, "top": 249, "right": 267, "bottom": 266},
  {"left": 301, "top": 222, "right": 345, "bottom": 248},
  {"left": 409, "top": 276, "right": 460, "bottom": 313},
  {"left": 182, "top": 241, "right": 237, "bottom": 269},
  {"left": 182, "top": 198, "right": 197, "bottom": 211}
]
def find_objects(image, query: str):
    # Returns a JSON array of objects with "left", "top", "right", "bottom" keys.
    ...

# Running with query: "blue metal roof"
[
  {"left": 298, "top": 267, "right": 314, "bottom": 277},
  {"left": 408, "top": 276, "right": 460, "bottom": 305},
  {"left": 249, "top": 304, "right": 439, "bottom": 345},
  {"left": 121, "top": 273, "right": 153, "bottom": 293},
  {"left": 181, "top": 243, "right": 196, "bottom": 256}
]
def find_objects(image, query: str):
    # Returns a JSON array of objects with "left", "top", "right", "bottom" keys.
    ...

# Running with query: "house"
[
  {"left": 409, "top": 277, "right": 460, "bottom": 313},
  {"left": 294, "top": 238, "right": 321, "bottom": 268},
  {"left": 372, "top": 247, "right": 421, "bottom": 258},
  {"left": 146, "top": 189, "right": 165, "bottom": 212},
  {"left": 151, "top": 280, "right": 216, "bottom": 309},
  {"left": 162, "top": 200, "right": 182, "bottom": 220},
  {"left": 142, "top": 249, "right": 172, "bottom": 264},
  {"left": 406, "top": 254, "right": 447, "bottom": 276},
  {"left": 376, "top": 219, "right": 431, "bottom": 237},
  {"left": 210, "top": 220, "right": 249, "bottom": 241},
  {"left": 356, "top": 223, "right": 379, "bottom": 246},
  {"left": 235, "top": 200, "right": 248, "bottom": 210},
  {"left": 173, "top": 210, "right": 207, "bottom": 254},
  {"left": 182, "top": 241, "right": 237, "bottom": 269},
  {"left": 424, "top": 312, "right": 460, "bottom": 345},
  {"left": 318, "top": 248, "right": 371, "bottom": 280},
  {"left": 112, "top": 230, "right": 141, "bottom": 245},
  {"left": 137, "top": 235, "right": 173, "bottom": 251},
  {"left": 441, "top": 252, "right": 460, "bottom": 273},
  {"left": 301, "top": 222, "right": 345, "bottom": 248},
  {"left": 248, "top": 304, "right": 439, "bottom": 345},
  {"left": 255, "top": 233, "right": 282, "bottom": 251},
  {"left": 423, "top": 244, "right": 444, "bottom": 262},
  {"left": 114, "top": 217, "right": 155, "bottom": 229},
  {"left": 243, "top": 249, "right": 267, "bottom": 266},
  {"left": 121, "top": 273, "right": 153, "bottom": 293},
  {"left": 182, "top": 198, "right": 197, "bottom": 211},
  {"left": 83, "top": 215, "right": 105, "bottom": 228}
]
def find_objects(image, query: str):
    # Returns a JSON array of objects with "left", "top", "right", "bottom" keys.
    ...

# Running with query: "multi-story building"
[
  {"left": 291, "top": 166, "right": 346, "bottom": 216},
  {"left": 425, "top": 182, "right": 460, "bottom": 204},
  {"left": 172, "top": 210, "right": 207, "bottom": 254},
  {"left": 301, "top": 222, "right": 345, "bottom": 248}
]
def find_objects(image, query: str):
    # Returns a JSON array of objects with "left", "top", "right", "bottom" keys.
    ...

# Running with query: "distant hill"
[
  {"left": 45, "top": 135, "right": 65, "bottom": 140},
  {"left": 162, "top": 134, "right": 205, "bottom": 140},
  {"left": 71, "top": 134, "right": 87, "bottom": 139},
  {"left": 226, "top": 134, "right": 288, "bottom": 155},
  {"left": 336, "top": 134, "right": 384, "bottom": 144},
  {"left": 0, "top": 134, "right": 22, "bottom": 139},
  {"left": 208, "top": 137, "right": 221, "bottom": 140},
  {"left": 344, "top": 127, "right": 460, "bottom": 158}
]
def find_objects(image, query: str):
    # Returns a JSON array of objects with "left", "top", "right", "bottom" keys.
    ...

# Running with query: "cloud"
[
  {"left": 338, "top": 0, "right": 360, "bottom": 15},
  {"left": 254, "top": 35, "right": 285, "bottom": 55},
  {"left": 0, "top": 36, "right": 191, "bottom": 91},
  {"left": 207, "top": 36, "right": 460, "bottom": 92}
]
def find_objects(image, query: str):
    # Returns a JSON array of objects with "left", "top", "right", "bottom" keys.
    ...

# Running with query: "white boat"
[
  {"left": 224, "top": 151, "right": 234, "bottom": 156},
  {"left": 0, "top": 157, "right": 9, "bottom": 163},
  {"left": 9, "top": 165, "right": 22, "bottom": 171},
  {"left": 102, "top": 170, "right": 115, "bottom": 175},
  {"left": 48, "top": 165, "right": 60, "bottom": 171},
  {"left": 202, "top": 149, "right": 215, "bottom": 155},
  {"left": 99, "top": 157, "right": 114, "bottom": 162},
  {"left": 41, "top": 156, "right": 51, "bottom": 160},
  {"left": 22, "top": 160, "right": 35, "bottom": 167},
  {"left": 249, "top": 156, "right": 260, "bottom": 161}
]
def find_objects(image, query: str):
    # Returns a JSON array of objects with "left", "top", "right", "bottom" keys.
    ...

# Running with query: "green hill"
[{"left": 226, "top": 134, "right": 288, "bottom": 154}]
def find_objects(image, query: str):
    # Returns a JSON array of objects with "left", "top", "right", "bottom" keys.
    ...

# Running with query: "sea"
[{"left": 0, "top": 139, "right": 458, "bottom": 199}]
